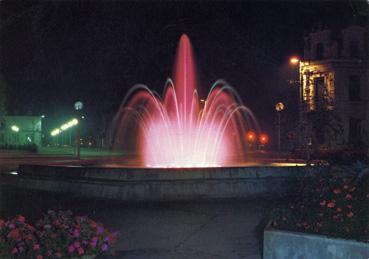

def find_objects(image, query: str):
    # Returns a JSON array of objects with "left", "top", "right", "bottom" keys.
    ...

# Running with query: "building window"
[
  {"left": 349, "top": 117, "right": 361, "bottom": 144},
  {"left": 316, "top": 43, "right": 324, "bottom": 60},
  {"left": 348, "top": 75, "right": 360, "bottom": 101},
  {"left": 313, "top": 77, "right": 324, "bottom": 110},
  {"left": 349, "top": 41, "right": 359, "bottom": 58}
]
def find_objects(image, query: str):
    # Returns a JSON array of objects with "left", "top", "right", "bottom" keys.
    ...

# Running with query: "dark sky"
[{"left": 1, "top": 0, "right": 367, "bottom": 136}]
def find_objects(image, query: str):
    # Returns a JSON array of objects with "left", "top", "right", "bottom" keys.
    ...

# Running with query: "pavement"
[
  {"left": 0, "top": 149, "right": 289, "bottom": 258},
  {"left": 0, "top": 184, "right": 276, "bottom": 259}
]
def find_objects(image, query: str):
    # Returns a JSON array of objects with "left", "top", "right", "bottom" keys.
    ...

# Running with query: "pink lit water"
[{"left": 112, "top": 34, "right": 259, "bottom": 167}]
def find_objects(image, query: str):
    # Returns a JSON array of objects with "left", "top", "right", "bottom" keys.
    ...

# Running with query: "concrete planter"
[{"left": 264, "top": 229, "right": 369, "bottom": 259}]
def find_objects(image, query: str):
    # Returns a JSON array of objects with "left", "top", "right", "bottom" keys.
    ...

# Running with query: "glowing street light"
[
  {"left": 275, "top": 102, "right": 285, "bottom": 154},
  {"left": 74, "top": 101, "right": 83, "bottom": 159},
  {"left": 259, "top": 133, "right": 269, "bottom": 145},
  {"left": 51, "top": 128, "right": 61, "bottom": 136},
  {"left": 246, "top": 131, "right": 256, "bottom": 143},
  {"left": 50, "top": 119, "right": 79, "bottom": 136},
  {"left": 11, "top": 125, "right": 19, "bottom": 132},
  {"left": 289, "top": 56, "right": 300, "bottom": 65}
]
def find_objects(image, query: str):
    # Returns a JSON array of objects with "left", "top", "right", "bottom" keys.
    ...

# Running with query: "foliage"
[
  {"left": 0, "top": 210, "right": 118, "bottom": 259},
  {"left": 268, "top": 169, "right": 369, "bottom": 241}
]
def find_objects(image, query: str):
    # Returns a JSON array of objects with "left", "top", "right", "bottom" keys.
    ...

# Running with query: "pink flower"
[
  {"left": 345, "top": 194, "right": 353, "bottom": 200},
  {"left": 347, "top": 211, "right": 354, "bottom": 218},
  {"left": 72, "top": 229, "right": 80, "bottom": 238},
  {"left": 47, "top": 250, "right": 52, "bottom": 256},
  {"left": 77, "top": 247, "right": 85, "bottom": 255},
  {"left": 336, "top": 208, "right": 342, "bottom": 212},
  {"left": 327, "top": 202, "right": 335, "bottom": 208},
  {"left": 97, "top": 225, "right": 104, "bottom": 234},
  {"left": 68, "top": 245, "right": 75, "bottom": 253},
  {"left": 73, "top": 241, "right": 80, "bottom": 248},
  {"left": 333, "top": 188, "right": 341, "bottom": 194},
  {"left": 366, "top": 194, "right": 369, "bottom": 199},
  {"left": 17, "top": 215, "right": 25, "bottom": 223},
  {"left": 33, "top": 244, "right": 40, "bottom": 251},
  {"left": 11, "top": 248, "right": 18, "bottom": 255},
  {"left": 101, "top": 243, "right": 108, "bottom": 251},
  {"left": 320, "top": 200, "right": 326, "bottom": 206},
  {"left": 91, "top": 236, "right": 98, "bottom": 248}
]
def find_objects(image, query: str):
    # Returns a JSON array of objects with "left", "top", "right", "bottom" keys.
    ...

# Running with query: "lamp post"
[
  {"left": 74, "top": 101, "right": 83, "bottom": 159},
  {"left": 275, "top": 102, "right": 285, "bottom": 154},
  {"left": 289, "top": 56, "right": 310, "bottom": 161}
]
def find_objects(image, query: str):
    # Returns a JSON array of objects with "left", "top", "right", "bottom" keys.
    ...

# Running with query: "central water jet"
[{"left": 112, "top": 34, "right": 260, "bottom": 167}]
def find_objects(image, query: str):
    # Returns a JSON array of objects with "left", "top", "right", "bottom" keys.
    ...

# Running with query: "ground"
[
  {"left": 0, "top": 185, "right": 274, "bottom": 259},
  {"left": 0, "top": 149, "right": 284, "bottom": 259}
]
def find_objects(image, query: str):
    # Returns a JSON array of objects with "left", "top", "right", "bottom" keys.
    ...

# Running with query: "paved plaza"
[{"left": 0, "top": 184, "right": 277, "bottom": 259}]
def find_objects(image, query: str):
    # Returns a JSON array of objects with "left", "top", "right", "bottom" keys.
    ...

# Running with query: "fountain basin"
[{"left": 3, "top": 164, "right": 315, "bottom": 201}]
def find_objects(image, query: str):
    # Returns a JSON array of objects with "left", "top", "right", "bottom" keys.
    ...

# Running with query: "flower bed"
[
  {"left": 268, "top": 167, "right": 369, "bottom": 242},
  {"left": 0, "top": 210, "right": 118, "bottom": 259}
]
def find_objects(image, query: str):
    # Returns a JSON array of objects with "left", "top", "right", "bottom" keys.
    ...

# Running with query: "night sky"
[{"left": 1, "top": 0, "right": 367, "bottom": 138}]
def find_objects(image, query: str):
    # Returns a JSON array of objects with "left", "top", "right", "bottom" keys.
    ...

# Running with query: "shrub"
[{"left": 268, "top": 169, "right": 369, "bottom": 241}]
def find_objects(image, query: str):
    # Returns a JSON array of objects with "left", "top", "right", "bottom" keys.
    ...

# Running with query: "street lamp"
[
  {"left": 275, "top": 102, "right": 285, "bottom": 154},
  {"left": 289, "top": 56, "right": 300, "bottom": 65},
  {"left": 74, "top": 101, "right": 83, "bottom": 159}
]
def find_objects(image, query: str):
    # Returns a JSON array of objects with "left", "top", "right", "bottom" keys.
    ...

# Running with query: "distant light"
[
  {"left": 41, "top": 115, "right": 45, "bottom": 118},
  {"left": 290, "top": 56, "right": 300, "bottom": 65},
  {"left": 51, "top": 118, "right": 78, "bottom": 136},
  {"left": 51, "top": 128, "right": 61, "bottom": 136},
  {"left": 259, "top": 133, "right": 269, "bottom": 145},
  {"left": 27, "top": 137, "right": 32, "bottom": 142},
  {"left": 246, "top": 131, "right": 256, "bottom": 143},
  {"left": 9, "top": 171, "right": 18, "bottom": 175},
  {"left": 81, "top": 115, "right": 85, "bottom": 119},
  {"left": 74, "top": 101, "right": 83, "bottom": 111},
  {"left": 275, "top": 102, "right": 285, "bottom": 112},
  {"left": 11, "top": 125, "right": 19, "bottom": 132}
]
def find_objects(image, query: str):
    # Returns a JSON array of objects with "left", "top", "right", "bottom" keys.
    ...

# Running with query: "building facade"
[
  {"left": 0, "top": 116, "right": 42, "bottom": 147},
  {"left": 299, "top": 25, "right": 368, "bottom": 150}
]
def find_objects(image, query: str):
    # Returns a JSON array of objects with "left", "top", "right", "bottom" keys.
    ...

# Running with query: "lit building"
[
  {"left": 299, "top": 24, "right": 368, "bottom": 148},
  {"left": 0, "top": 116, "right": 42, "bottom": 147}
]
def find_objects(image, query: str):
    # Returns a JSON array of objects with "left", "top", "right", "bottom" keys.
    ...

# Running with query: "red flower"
[
  {"left": 343, "top": 185, "right": 349, "bottom": 190},
  {"left": 349, "top": 186, "right": 356, "bottom": 192},
  {"left": 33, "top": 244, "right": 40, "bottom": 251},
  {"left": 36, "top": 255, "right": 43, "bottom": 259},
  {"left": 333, "top": 188, "right": 341, "bottom": 194},
  {"left": 347, "top": 212, "right": 354, "bottom": 218},
  {"left": 327, "top": 202, "right": 335, "bottom": 208},
  {"left": 347, "top": 204, "right": 352, "bottom": 209},
  {"left": 366, "top": 194, "right": 369, "bottom": 199},
  {"left": 8, "top": 229, "right": 21, "bottom": 240},
  {"left": 336, "top": 208, "right": 342, "bottom": 212}
]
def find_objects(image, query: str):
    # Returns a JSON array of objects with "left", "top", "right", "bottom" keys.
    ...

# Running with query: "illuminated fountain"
[{"left": 112, "top": 34, "right": 259, "bottom": 168}]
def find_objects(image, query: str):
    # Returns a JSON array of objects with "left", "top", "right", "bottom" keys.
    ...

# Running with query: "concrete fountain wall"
[{"left": 6, "top": 164, "right": 313, "bottom": 201}]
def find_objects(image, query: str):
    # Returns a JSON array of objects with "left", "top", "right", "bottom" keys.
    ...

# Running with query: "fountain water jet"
[{"left": 112, "top": 34, "right": 259, "bottom": 167}]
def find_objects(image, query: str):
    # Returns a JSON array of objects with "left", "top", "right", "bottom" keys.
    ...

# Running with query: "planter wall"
[
  {"left": 2, "top": 164, "right": 313, "bottom": 201},
  {"left": 264, "top": 229, "right": 369, "bottom": 259}
]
